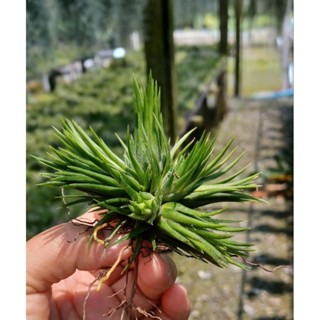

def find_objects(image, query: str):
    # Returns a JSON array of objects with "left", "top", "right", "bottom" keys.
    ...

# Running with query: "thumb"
[{"left": 27, "top": 212, "right": 131, "bottom": 294}]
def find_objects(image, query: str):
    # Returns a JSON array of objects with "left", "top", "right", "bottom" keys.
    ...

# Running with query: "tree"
[
  {"left": 143, "top": 0, "right": 177, "bottom": 141},
  {"left": 234, "top": 0, "right": 243, "bottom": 97},
  {"left": 219, "top": 0, "right": 229, "bottom": 55}
]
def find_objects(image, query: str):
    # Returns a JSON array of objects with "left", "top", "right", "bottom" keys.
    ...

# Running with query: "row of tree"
[
  {"left": 27, "top": 0, "right": 289, "bottom": 78},
  {"left": 27, "top": 0, "right": 290, "bottom": 140}
]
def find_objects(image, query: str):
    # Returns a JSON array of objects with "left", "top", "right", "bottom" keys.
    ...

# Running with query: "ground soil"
[{"left": 172, "top": 96, "right": 293, "bottom": 320}]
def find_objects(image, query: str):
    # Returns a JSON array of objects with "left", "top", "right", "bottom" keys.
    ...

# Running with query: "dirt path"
[{"left": 173, "top": 96, "right": 293, "bottom": 320}]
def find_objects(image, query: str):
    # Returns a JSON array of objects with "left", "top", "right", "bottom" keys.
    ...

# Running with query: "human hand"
[{"left": 26, "top": 210, "right": 191, "bottom": 320}]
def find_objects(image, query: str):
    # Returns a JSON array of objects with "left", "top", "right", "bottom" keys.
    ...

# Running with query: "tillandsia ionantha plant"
[{"left": 36, "top": 75, "right": 262, "bottom": 318}]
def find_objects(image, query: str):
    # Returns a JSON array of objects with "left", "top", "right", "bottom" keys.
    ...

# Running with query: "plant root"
[
  {"left": 93, "top": 223, "right": 108, "bottom": 245},
  {"left": 96, "top": 245, "right": 128, "bottom": 291},
  {"left": 67, "top": 226, "right": 92, "bottom": 243},
  {"left": 76, "top": 210, "right": 167, "bottom": 319},
  {"left": 98, "top": 249, "right": 165, "bottom": 320},
  {"left": 241, "top": 257, "right": 292, "bottom": 272},
  {"left": 83, "top": 271, "right": 105, "bottom": 320},
  {"left": 104, "top": 297, "right": 164, "bottom": 320}
]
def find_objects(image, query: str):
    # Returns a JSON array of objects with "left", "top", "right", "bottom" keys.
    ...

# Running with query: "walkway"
[{"left": 174, "top": 96, "right": 293, "bottom": 320}]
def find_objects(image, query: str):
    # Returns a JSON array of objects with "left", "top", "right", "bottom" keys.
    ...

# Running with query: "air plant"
[{"left": 36, "top": 75, "right": 262, "bottom": 318}]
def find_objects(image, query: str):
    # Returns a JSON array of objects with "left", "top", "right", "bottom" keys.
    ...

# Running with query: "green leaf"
[{"left": 36, "top": 74, "right": 263, "bottom": 270}]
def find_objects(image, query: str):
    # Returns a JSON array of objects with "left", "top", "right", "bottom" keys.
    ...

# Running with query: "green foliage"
[
  {"left": 27, "top": 0, "right": 146, "bottom": 78},
  {"left": 176, "top": 45, "right": 219, "bottom": 114},
  {"left": 27, "top": 46, "right": 220, "bottom": 239},
  {"left": 203, "top": 13, "right": 219, "bottom": 29},
  {"left": 36, "top": 75, "right": 261, "bottom": 268}
]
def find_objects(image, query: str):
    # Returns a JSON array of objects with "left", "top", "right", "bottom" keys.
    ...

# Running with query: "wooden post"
[
  {"left": 143, "top": 0, "right": 177, "bottom": 141},
  {"left": 219, "top": 0, "right": 229, "bottom": 55},
  {"left": 234, "top": 0, "right": 242, "bottom": 97},
  {"left": 281, "top": 0, "right": 292, "bottom": 89}
]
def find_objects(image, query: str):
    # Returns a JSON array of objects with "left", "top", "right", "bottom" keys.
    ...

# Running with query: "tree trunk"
[
  {"left": 219, "top": 0, "right": 229, "bottom": 55},
  {"left": 143, "top": 0, "right": 177, "bottom": 141},
  {"left": 234, "top": 0, "right": 242, "bottom": 97}
]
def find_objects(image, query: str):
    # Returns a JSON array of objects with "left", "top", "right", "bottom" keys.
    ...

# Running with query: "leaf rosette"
[{"left": 36, "top": 75, "right": 263, "bottom": 270}]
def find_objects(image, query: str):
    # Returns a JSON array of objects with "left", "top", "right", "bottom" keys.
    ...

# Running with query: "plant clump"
[{"left": 36, "top": 75, "right": 262, "bottom": 318}]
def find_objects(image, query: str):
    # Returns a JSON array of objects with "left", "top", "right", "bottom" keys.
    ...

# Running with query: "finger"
[
  {"left": 52, "top": 270, "right": 121, "bottom": 320},
  {"left": 27, "top": 211, "right": 132, "bottom": 294},
  {"left": 108, "top": 253, "right": 178, "bottom": 318},
  {"left": 137, "top": 253, "right": 177, "bottom": 300},
  {"left": 139, "top": 284, "right": 191, "bottom": 320},
  {"left": 110, "top": 269, "right": 157, "bottom": 318},
  {"left": 160, "top": 284, "right": 191, "bottom": 320}
]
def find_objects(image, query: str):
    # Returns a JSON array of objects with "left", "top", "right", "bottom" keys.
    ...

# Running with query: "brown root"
[
  {"left": 65, "top": 207, "right": 166, "bottom": 319},
  {"left": 83, "top": 269, "right": 107, "bottom": 320},
  {"left": 241, "top": 257, "right": 292, "bottom": 272},
  {"left": 86, "top": 246, "right": 165, "bottom": 320},
  {"left": 67, "top": 226, "right": 92, "bottom": 243}
]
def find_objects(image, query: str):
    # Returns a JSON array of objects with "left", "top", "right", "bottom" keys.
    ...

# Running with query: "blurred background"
[{"left": 26, "top": 1, "right": 293, "bottom": 319}]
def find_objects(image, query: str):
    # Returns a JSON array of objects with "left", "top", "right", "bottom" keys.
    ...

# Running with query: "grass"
[{"left": 228, "top": 45, "right": 282, "bottom": 97}]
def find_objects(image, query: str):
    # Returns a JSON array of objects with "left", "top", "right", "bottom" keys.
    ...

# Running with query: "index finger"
[{"left": 27, "top": 210, "right": 132, "bottom": 294}]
